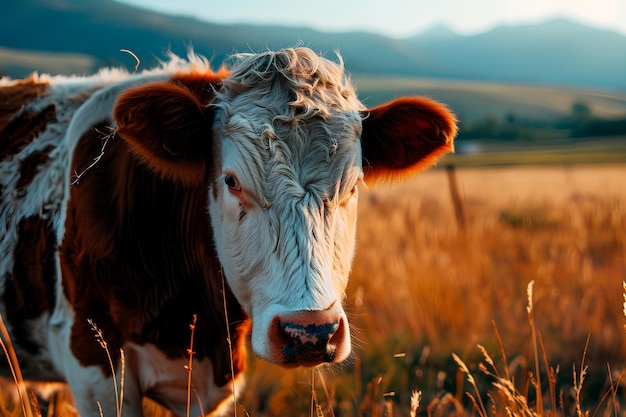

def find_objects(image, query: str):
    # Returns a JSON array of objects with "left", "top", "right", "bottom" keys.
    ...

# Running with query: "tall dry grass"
[
  {"left": 351, "top": 165, "right": 624, "bottom": 410},
  {"left": 1, "top": 165, "right": 625, "bottom": 417},
  {"left": 352, "top": 165, "right": 624, "bottom": 357},
  {"left": 239, "top": 165, "right": 626, "bottom": 416}
]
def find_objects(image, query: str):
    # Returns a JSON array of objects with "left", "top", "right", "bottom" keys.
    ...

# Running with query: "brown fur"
[
  {"left": 15, "top": 145, "right": 55, "bottom": 191},
  {"left": 3, "top": 216, "right": 57, "bottom": 355},
  {"left": 0, "top": 81, "right": 55, "bottom": 162},
  {"left": 113, "top": 74, "right": 224, "bottom": 185},
  {"left": 361, "top": 97, "right": 457, "bottom": 182},
  {"left": 59, "top": 71, "right": 249, "bottom": 386}
]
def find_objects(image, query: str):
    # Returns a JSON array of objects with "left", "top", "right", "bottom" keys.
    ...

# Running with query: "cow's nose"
[{"left": 269, "top": 310, "right": 348, "bottom": 366}]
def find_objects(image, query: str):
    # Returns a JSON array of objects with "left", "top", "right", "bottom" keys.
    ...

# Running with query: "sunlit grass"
[
  {"left": 1, "top": 165, "right": 624, "bottom": 416},
  {"left": 235, "top": 164, "right": 625, "bottom": 416}
]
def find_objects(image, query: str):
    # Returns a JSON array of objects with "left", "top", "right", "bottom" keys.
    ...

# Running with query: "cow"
[{"left": 0, "top": 47, "right": 456, "bottom": 416}]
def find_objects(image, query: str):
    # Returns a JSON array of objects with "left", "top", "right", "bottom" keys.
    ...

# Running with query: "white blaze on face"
[
  {"left": 209, "top": 114, "right": 362, "bottom": 365},
  {"left": 207, "top": 48, "right": 365, "bottom": 366}
]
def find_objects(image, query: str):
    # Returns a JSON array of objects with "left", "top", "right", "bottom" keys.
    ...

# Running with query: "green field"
[
  {"left": 355, "top": 75, "right": 626, "bottom": 123},
  {"left": 358, "top": 75, "right": 626, "bottom": 167},
  {"left": 445, "top": 136, "right": 626, "bottom": 167}
]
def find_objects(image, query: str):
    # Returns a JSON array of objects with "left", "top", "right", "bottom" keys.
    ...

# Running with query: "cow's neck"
[{"left": 59, "top": 122, "right": 249, "bottom": 386}]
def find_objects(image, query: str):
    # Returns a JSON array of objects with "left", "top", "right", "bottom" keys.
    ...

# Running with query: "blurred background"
[
  {"left": 1, "top": 1, "right": 625, "bottom": 416},
  {"left": 2, "top": 0, "right": 626, "bottom": 162}
]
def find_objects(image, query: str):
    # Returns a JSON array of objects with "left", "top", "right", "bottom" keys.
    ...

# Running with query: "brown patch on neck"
[
  {"left": 60, "top": 117, "right": 249, "bottom": 385},
  {"left": 0, "top": 81, "right": 55, "bottom": 161},
  {"left": 3, "top": 216, "right": 57, "bottom": 354},
  {"left": 15, "top": 144, "right": 55, "bottom": 191}
]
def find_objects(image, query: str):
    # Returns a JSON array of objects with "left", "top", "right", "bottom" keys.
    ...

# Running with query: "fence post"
[{"left": 446, "top": 165, "right": 466, "bottom": 231}]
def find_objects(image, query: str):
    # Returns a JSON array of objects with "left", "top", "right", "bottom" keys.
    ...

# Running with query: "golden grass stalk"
[
  {"left": 478, "top": 345, "right": 498, "bottom": 378},
  {"left": 537, "top": 333, "right": 557, "bottom": 417},
  {"left": 309, "top": 370, "right": 335, "bottom": 417},
  {"left": 120, "top": 49, "right": 140, "bottom": 72},
  {"left": 476, "top": 342, "right": 537, "bottom": 417},
  {"left": 0, "top": 314, "right": 35, "bottom": 417},
  {"left": 456, "top": 286, "right": 564, "bottom": 417},
  {"left": 409, "top": 390, "right": 421, "bottom": 417},
  {"left": 310, "top": 371, "right": 315, "bottom": 417},
  {"left": 184, "top": 314, "right": 197, "bottom": 417},
  {"left": 88, "top": 319, "right": 124, "bottom": 417},
  {"left": 526, "top": 280, "right": 544, "bottom": 416},
  {"left": 491, "top": 379, "right": 535, "bottom": 417},
  {"left": 491, "top": 321, "right": 511, "bottom": 382},
  {"left": 119, "top": 349, "right": 125, "bottom": 417},
  {"left": 27, "top": 390, "right": 41, "bottom": 417},
  {"left": 221, "top": 270, "right": 238, "bottom": 417},
  {"left": 452, "top": 353, "right": 489, "bottom": 417},
  {"left": 592, "top": 363, "right": 623, "bottom": 417},
  {"left": 572, "top": 335, "right": 590, "bottom": 417},
  {"left": 314, "top": 369, "right": 335, "bottom": 417},
  {"left": 623, "top": 281, "right": 625, "bottom": 333}
]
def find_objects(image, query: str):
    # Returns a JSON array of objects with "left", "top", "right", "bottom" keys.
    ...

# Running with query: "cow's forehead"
[
  {"left": 221, "top": 109, "right": 362, "bottom": 206},
  {"left": 220, "top": 47, "right": 363, "bottom": 110},
  {"left": 216, "top": 48, "right": 364, "bottom": 128},
  {"left": 214, "top": 48, "right": 365, "bottom": 205}
]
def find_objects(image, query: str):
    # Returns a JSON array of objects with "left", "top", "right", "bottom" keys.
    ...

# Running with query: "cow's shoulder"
[{"left": 57, "top": 62, "right": 246, "bottom": 386}]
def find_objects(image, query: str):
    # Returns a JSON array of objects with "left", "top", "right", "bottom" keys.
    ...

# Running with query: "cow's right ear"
[{"left": 113, "top": 81, "right": 215, "bottom": 184}]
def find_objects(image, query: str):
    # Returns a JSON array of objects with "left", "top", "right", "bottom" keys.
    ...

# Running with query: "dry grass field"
[
  {"left": 1, "top": 164, "right": 625, "bottom": 417},
  {"left": 234, "top": 164, "right": 626, "bottom": 417}
]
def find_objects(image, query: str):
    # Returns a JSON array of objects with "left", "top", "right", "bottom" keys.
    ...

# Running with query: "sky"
[{"left": 116, "top": 0, "right": 626, "bottom": 38}]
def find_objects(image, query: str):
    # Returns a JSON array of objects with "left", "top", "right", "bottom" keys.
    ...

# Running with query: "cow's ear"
[
  {"left": 114, "top": 81, "right": 215, "bottom": 184},
  {"left": 361, "top": 97, "right": 457, "bottom": 182}
]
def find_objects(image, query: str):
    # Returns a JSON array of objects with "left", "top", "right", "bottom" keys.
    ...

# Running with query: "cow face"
[
  {"left": 207, "top": 51, "right": 364, "bottom": 366},
  {"left": 114, "top": 48, "right": 457, "bottom": 368},
  {"left": 208, "top": 115, "right": 360, "bottom": 365}
]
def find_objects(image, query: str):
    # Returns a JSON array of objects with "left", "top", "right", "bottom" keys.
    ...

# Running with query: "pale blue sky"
[{"left": 115, "top": 0, "right": 626, "bottom": 37}]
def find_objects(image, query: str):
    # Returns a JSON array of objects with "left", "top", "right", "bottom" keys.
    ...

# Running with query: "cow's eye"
[
  {"left": 340, "top": 185, "right": 358, "bottom": 206},
  {"left": 224, "top": 174, "right": 240, "bottom": 191}
]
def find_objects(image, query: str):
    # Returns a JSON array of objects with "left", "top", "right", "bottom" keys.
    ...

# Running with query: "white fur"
[
  {"left": 123, "top": 343, "right": 244, "bottom": 417},
  {"left": 209, "top": 48, "right": 364, "bottom": 362}
]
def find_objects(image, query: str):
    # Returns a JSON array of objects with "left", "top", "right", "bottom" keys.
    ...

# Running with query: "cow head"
[{"left": 113, "top": 48, "right": 456, "bottom": 367}]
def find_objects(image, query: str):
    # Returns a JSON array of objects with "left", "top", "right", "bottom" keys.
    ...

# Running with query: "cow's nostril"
[{"left": 328, "top": 316, "right": 346, "bottom": 346}]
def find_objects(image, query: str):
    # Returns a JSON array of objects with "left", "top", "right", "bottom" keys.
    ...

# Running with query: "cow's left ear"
[
  {"left": 114, "top": 81, "right": 215, "bottom": 184},
  {"left": 361, "top": 97, "right": 457, "bottom": 182}
]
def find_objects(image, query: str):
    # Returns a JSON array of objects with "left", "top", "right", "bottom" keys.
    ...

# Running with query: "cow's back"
[
  {"left": 2, "top": 75, "right": 89, "bottom": 378},
  {"left": 0, "top": 70, "right": 168, "bottom": 378}
]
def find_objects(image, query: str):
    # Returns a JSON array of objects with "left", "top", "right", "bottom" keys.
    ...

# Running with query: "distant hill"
[
  {"left": 406, "top": 19, "right": 626, "bottom": 88},
  {"left": 1, "top": 0, "right": 626, "bottom": 90}
]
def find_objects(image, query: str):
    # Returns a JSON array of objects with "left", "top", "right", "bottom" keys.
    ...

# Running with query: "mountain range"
[{"left": 1, "top": 0, "right": 626, "bottom": 90}]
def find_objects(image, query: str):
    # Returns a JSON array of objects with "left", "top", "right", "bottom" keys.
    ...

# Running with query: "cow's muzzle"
[{"left": 268, "top": 309, "right": 349, "bottom": 367}]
